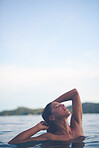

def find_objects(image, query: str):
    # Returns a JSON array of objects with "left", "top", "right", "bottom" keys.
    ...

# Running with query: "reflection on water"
[
  {"left": 15, "top": 136, "right": 85, "bottom": 148},
  {"left": 16, "top": 140, "right": 85, "bottom": 148},
  {"left": 0, "top": 114, "right": 99, "bottom": 148}
]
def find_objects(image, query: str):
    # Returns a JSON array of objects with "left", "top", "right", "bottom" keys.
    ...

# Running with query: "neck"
[{"left": 55, "top": 118, "right": 71, "bottom": 135}]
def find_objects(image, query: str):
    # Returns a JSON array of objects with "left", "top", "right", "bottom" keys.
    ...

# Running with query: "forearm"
[
  {"left": 53, "top": 89, "right": 78, "bottom": 103},
  {"left": 8, "top": 124, "right": 40, "bottom": 144}
]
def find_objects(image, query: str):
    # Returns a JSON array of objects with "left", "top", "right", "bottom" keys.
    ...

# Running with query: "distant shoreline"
[{"left": 0, "top": 102, "right": 99, "bottom": 116}]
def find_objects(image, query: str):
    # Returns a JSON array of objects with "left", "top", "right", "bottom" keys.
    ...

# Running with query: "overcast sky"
[{"left": 0, "top": 0, "right": 99, "bottom": 111}]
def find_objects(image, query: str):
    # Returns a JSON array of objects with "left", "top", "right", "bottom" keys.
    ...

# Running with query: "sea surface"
[{"left": 0, "top": 114, "right": 99, "bottom": 148}]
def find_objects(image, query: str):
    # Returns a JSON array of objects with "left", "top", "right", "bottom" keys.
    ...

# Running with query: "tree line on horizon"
[{"left": 0, "top": 102, "right": 99, "bottom": 116}]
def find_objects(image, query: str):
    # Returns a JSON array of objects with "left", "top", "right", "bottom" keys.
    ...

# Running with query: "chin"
[{"left": 66, "top": 111, "right": 71, "bottom": 118}]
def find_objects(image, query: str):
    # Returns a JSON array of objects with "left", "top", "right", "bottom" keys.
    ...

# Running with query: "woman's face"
[{"left": 50, "top": 102, "right": 71, "bottom": 120}]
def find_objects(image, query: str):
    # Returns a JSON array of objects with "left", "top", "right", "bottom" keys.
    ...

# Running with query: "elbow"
[
  {"left": 8, "top": 140, "right": 14, "bottom": 145},
  {"left": 8, "top": 133, "right": 24, "bottom": 145},
  {"left": 73, "top": 88, "right": 79, "bottom": 94},
  {"left": 8, "top": 139, "right": 19, "bottom": 145},
  {"left": 72, "top": 88, "right": 79, "bottom": 100}
]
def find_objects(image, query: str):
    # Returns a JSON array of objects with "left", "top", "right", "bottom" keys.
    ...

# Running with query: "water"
[{"left": 0, "top": 114, "right": 99, "bottom": 148}]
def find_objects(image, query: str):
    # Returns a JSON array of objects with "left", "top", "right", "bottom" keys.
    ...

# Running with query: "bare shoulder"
[
  {"left": 45, "top": 133, "right": 70, "bottom": 141},
  {"left": 28, "top": 132, "right": 83, "bottom": 142}
]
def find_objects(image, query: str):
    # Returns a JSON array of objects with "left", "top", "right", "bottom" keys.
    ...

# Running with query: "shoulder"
[
  {"left": 43, "top": 133, "right": 55, "bottom": 140},
  {"left": 44, "top": 133, "right": 70, "bottom": 141}
]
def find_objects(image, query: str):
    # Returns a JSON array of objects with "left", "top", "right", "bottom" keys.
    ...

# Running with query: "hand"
[{"left": 37, "top": 121, "right": 49, "bottom": 130}]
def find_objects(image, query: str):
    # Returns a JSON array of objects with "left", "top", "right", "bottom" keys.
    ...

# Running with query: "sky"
[{"left": 0, "top": 0, "right": 99, "bottom": 111}]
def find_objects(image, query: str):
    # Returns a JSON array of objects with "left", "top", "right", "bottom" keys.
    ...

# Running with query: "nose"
[
  {"left": 62, "top": 104, "right": 65, "bottom": 107},
  {"left": 61, "top": 104, "right": 65, "bottom": 108}
]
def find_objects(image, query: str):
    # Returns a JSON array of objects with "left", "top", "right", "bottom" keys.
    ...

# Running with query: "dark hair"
[{"left": 42, "top": 102, "right": 57, "bottom": 134}]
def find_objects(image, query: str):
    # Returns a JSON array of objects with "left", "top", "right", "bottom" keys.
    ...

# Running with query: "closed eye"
[
  {"left": 54, "top": 104, "right": 59, "bottom": 108},
  {"left": 55, "top": 105, "right": 58, "bottom": 108}
]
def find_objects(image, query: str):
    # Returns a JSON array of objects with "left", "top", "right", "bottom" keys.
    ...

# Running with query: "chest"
[{"left": 56, "top": 126, "right": 83, "bottom": 140}]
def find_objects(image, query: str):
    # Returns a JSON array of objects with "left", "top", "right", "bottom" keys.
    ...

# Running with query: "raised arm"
[
  {"left": 8, "top": 121, "right": 49, "bottom": 144},
  {"left": 53, "top": 89, "right": 78, "bottom": 103},
  {"left": 53, "top": 89, "right": 82, "bottom": 124}
]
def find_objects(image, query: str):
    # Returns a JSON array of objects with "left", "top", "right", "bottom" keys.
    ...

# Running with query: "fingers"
[{"left": 41, "top": 121, "right": 49, "bottom": 126}]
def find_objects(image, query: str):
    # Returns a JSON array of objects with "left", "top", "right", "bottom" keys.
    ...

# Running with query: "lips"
[
  {"left": 63, "top": 107, "right": 68, "bottom": 111},
  {"left": 60, "top": 105, "right": 68, "bottom": 112}
]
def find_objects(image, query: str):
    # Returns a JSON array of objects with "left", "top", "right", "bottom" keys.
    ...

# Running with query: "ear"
[{"left": 49, "top": 115, "right": 55, "bottom": 121}]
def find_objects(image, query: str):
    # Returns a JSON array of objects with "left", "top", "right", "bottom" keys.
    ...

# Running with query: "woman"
[{"left": 8, "top": 89, "right": 84, "bottom": 144}]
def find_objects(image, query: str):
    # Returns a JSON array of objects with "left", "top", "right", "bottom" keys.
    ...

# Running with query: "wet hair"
[{"left": 42, "top": 102, "right": 57, "bottom": 134}]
